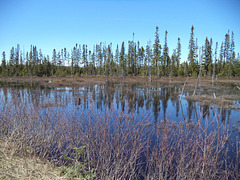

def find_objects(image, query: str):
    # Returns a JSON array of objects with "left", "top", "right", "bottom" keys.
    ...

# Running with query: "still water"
[{"left": 0, "top": 81, "right": 239, "bottom": 134}]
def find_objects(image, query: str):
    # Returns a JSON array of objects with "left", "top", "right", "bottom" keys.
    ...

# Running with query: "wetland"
[{"left": 0, "top": 76, "right": 240, "bottom": 179}]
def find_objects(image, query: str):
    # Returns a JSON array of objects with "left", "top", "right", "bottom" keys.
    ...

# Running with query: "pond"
[
  {"left": 0, "top": 80, "right": 240, "bottom": 179},
  {"left": 1, "top": 80, "right": 239, "bottom": 129}
]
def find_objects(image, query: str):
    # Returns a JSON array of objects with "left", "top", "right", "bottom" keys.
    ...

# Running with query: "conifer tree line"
[{"left": 1, "top": 25, "right": 240, "bottom": 78}]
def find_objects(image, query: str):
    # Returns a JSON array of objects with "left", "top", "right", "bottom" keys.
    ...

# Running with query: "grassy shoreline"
[
  {"left": 1, "top": 75, "right": 240, "bottom": 87},
  {"left": 0, "top": 140, "right": 62, "bottom": 179}
]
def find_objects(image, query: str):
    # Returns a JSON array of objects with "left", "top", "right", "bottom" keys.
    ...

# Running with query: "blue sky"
[{"left": 0, "top": 0, "right": 239, "bottom": 62}]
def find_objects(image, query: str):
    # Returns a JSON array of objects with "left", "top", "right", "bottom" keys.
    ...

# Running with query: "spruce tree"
[
  {"left": 153, "top": 26, "right": 161, "bottom": 76},
  {"left": 119, "top": 41, "right": 125, "bottom": 80},
  {"left": 114, "top": 44, "right": 120, "bottom": 76},
  {"left": 230, "top": 31, "right": 235, "bottom": 76},
  {"left": 202, "top": 37, "right": 212, "bottom": 76},
  {"left": 219, "top": 42, "right": 224, "bottom": 76},
  {"left": 52, "top": 49, "right": 57, "bottom": 66},
  {"left": 163, "top": 30, "right": 170, "bottom": 76},
  {"left": 176, "top": 37, "right": 181, "bottom": 76},
  {"left": 224, "top": 31, "right": 230, "bottom": 63},
  {"left": 171, "top": 49, "right": 177, "bottom": 77},
  {"left": 230, "top": 31, "right": 235, "bottom": 60},
  {"left": 96, "top": 43, "right": 103, "bottom": 76},
  {"left": 146, "top": 40, "right": 152, "bottom": 82},
  {"left": 71, "top": 47, "right": 76, "bottom": 76},
  {"left": 127, "top": 41, "right": 132, "bottom": 75},
  {"left": 138, "top": 45, "right": 145, "bottom": 76},
  {"left": 1, "top": 51, "right": 6, "bottom": 76},
  {"left": 106, "top": 44, "right": 112, "bottom": 81},
  {"left": 213, "top": 42, "right": 218, "bottom": 81},
  {"left": 10, "top": 47, "right": 15, "bottom": 66},
  {"left": 188, "top": 25, "right": 197, "bottom": 76},
  {"left": 82, "top": 44, "right": 88, "bottom": 75},
  {"left": 224, "top": 31, "right": 232, "bottom": 76}
]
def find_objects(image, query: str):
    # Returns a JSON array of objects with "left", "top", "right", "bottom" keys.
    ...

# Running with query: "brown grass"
[
  {"left": 1, "top": 75, "right": 240, "bottom": 88},
  {"left": 0, "top": 140, "right": 62, "bottom": 179},
  {"left": 185, "top": 94, "right": 240, "bottom": 109}
]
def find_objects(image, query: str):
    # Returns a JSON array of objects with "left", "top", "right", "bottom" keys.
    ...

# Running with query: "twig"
[
  {"left": 213, "top": 93, "right": 216, "bottom": 99},
  {"left": 180, "top": 77, "right": 188, "bottom": 102}
]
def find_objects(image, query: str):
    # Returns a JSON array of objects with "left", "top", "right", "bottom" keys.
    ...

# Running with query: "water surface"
[{"left": 1, "top": 81, "right": 239, "bottom": 133}]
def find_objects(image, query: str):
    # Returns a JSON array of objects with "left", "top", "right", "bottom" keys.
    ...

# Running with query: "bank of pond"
[{"left": 0, "top": 80, "right": 240, "bottom": 179}]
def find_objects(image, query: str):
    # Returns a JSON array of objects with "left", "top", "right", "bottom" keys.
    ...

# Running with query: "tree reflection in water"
[{"left": 0, "top": 81, "right": 238, "bottom": 131}]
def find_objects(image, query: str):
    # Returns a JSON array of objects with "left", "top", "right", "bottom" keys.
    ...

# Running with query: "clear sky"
[{"left": 0, "top": 0, "right": 239, "bottom": 62}]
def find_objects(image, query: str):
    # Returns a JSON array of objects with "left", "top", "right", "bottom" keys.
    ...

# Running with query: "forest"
[{"left": 1, "top": 26, "right": 240, "bottom": 79}]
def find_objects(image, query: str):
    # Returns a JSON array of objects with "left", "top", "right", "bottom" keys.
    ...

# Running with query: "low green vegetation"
[{"left": 60, "top": 145, "right": 96, "bottom": 179}]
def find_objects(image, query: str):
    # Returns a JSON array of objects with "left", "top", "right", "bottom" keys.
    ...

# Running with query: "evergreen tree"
[
  {"left": 88, "top": 50, "right": 92, "bottom": 75},
  {"left": 105, "top": 44, "right": 112, "bottom": 81},
  {"left": 218, "top": 42, "right": 224, "bottom": 76},
  {"left": 213, "top": 42, "right": 218, "bottom": 81},
  {"left": 230, "top": 31, "right": 235, "bottom": 60},
  {"left": 33, "top": 46, "right": 38, "bottom": 67},
  {"left": 76, "top": 44, "right": 81, "bottom": 67},
  {"left": 85, "top": 45, "right": 89, "bottom": 75},
  {"left": 127, "top": 37, "right": 136, "bottom": 75},
  {"left": 96, "top": 43, "right": 103, "bottom": 76},
  {"left": 10, "top": 47, "right": 15, "bottom": 66},
  {"left": 153, "top": 26, "right": 161, "bottom": 76},
  {"left": 136, "top": 41, "right": 140, "bottom": 75},
  {"left": 1, "top": 51, "right": 6, "bottom": 75},
  {"left": 25, "top": 52, "right": 29, "bottom": 75},
  {"left": 15, "top": 44, "right": 20, "bottom": 67},
  {"left": 163, "top": 30, "right": 170, "bottom": 76},
  {"left": 119, "top": 41, "right": 125, "bottom": 79},
  {"left": 202, "top": 37, "right": 212, "bottom": 76},
  {"left": 146, "top": 40, "right": 152, "bottom": 82},
  {"left": 133, "top": 40, "right": 137, "bottom": 76},
  {"left": 91, "top": 46, "right": 96, "bottom": 75},
  {"left": 52, "top": 49, "right": 57, "bottom": 75},
  {"left": 224, "top": 31, "right": 232, "bottom": 76},
  {"left": 176, "top": 37, "right": 181, "bottom": 76},
  {"left": 127, "top": 41, "right": 132, "bottom": 75},
  {"left": 9, "top": 47, "right": 15, "bottom": 76},
  {"left": 171, "top": 49, "right": 177, "bottom": 77},
  {"left": 38, "top": 49, "right": 43, "bottom": 76},
  {"left": 188, "top": 25, "right": 197, "bottom": 76},
  {"left": 132, "top": 33, "right": 137, "bottom": 76},
  {"left": 103, "top": 44, "right": 107, "bottom": 76},
  {"left": 71, "top": 47, "right": 77, "bottom": 76},
  {"left": 230, "top": 31, "right": 235, "bottom": 76},
  {"left": 224, "top": 31, "right": 230, "bottom": 63},
  {"left": 57, "top": 51, "right": 61, "bottom": 66},
  {"left": 52, "top": 49, "right": 57, "bottom": 66},
  {"left": 114, "top": 44, "right": 120, "bottom": 76},
  {"left": 63, "top": 48, "right": 67, "bottom": 66}
]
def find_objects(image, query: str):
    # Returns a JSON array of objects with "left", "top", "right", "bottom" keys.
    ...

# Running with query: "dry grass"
[
  {"left": 1, "top": 75, "right": 240, "bottom": 88},
  {"left": 185, "top": 94, "right": 240, "bottom": 109},
  {"left": 0, "top": 140, "right": 62, "bottom": 180}
]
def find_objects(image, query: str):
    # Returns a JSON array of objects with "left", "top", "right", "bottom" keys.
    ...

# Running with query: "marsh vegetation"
[{"left": 0, "top": 78, "right": 240, "bottom": 179}]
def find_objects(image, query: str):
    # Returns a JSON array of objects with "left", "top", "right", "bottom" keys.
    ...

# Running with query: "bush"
[{"left": 0, "top": 100, "right": 239, "bottom": 179}]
